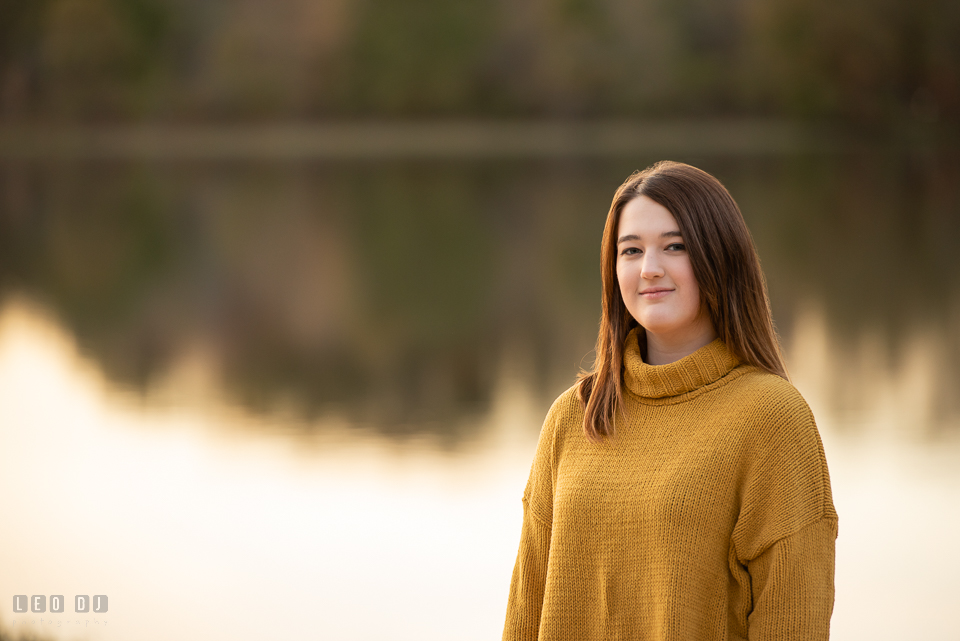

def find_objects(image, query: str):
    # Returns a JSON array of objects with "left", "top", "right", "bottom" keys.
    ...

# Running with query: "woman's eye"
[
  {"left": 667, "top": 243, "right": 686, "bottom": 251},
  {"left": 621, "top": 247, "right": 641, "bottom": 256}
]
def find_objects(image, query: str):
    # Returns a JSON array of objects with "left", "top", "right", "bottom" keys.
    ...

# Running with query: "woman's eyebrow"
[{"left": 617, "top": 231, "right": 683, "bottom": 244}]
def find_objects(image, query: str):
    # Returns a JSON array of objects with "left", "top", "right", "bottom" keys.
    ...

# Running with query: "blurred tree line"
[{"left": 1, "top": 0, "right": 957, "bottom": 123}]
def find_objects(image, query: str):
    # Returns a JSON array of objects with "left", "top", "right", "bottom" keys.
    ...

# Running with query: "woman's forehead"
[{"left": 618, "top": 196, "right": 680, "bottom": 237}]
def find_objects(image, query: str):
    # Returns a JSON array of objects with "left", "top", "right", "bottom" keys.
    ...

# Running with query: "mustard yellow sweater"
[{"left": 503, "top": 331, "right": 838, "bottom": 640}]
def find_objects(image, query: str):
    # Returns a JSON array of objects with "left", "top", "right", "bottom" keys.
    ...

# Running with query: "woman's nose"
[{"left": 640, "top": 253, "right": 664, "bottom": 279}]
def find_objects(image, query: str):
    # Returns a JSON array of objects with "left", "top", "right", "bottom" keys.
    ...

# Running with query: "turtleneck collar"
[{"left": 622, "top": 327, "right": 741, "bottom": 399}]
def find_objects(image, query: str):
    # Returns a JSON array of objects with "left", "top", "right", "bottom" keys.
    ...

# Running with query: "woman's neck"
[{"left": 643, "top": 323, "right": 718, "bottom": 365}]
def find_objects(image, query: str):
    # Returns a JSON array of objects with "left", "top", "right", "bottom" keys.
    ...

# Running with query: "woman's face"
[{"left": 616, "top": 195, "right": 713, "bottom": 347}]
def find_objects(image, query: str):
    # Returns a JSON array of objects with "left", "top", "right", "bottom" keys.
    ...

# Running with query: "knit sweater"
[{"left": 503, "top": 330, "right": 838, "bottom": 641}]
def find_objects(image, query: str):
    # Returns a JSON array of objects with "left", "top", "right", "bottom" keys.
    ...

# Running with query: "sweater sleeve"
[
  {"left": 746, "top": 515, "right": 838, "bottom": 640},
  {"left": 502, "top": 394, "right": 562, "bottom": 641},
  {"left": 731, "top": 384, "right": 839, "bottom": 640}
]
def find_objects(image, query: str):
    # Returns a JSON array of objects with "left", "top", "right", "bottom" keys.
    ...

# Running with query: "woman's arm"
[
  {"left": 746, "top": 514, "right": 838, "bottom": 640},
  {"left": 502, "top": 500, "right": 553, "bottom": 641},
  {"left": 502, "top": 392, "right": 565, "bottom": 641},
  {"left": 732, "top": 383, "right": 839, "bottom": 640}
]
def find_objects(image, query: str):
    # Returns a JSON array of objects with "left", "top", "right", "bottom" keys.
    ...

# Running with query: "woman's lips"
[{"left": 640, "top": 289, "right": 673, "bottom": 299}]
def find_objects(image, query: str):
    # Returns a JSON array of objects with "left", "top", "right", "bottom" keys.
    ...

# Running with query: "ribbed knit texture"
[{"left": 503, "top": 329, "right": 838, "bottom": 641}]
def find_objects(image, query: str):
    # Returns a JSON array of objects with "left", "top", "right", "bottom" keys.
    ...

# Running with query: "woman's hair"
[{"left": 577, "top": 160, "right": 788, "bottom": 441}]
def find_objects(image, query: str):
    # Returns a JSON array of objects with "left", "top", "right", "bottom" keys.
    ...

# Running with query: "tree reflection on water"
[{"left": 1, "top": 152, "right": 958, "bottom": 440}]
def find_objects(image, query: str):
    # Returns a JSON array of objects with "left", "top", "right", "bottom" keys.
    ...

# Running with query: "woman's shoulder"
[
  {"left": 723, "top": 365, "right": 820, "bottom": 444},
  {"left": 729, "top": 365, "right": 811, "bottom": 409},
  {"left": 543, "top": 382, "right": 586, "bottom": 429}
]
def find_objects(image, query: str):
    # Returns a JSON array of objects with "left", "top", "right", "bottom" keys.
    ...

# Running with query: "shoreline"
[{"left": 1, "top": 119, "right": 946, "bottom": 160}]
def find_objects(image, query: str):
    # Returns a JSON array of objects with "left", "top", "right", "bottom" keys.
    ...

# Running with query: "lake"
[{"left": 1, "top": 148, "right": 958, "bottom": 640}]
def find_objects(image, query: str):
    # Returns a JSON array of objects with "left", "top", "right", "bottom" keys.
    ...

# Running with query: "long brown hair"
[{"left": 577, "top": 160, "right": 788, "bottom": 441}]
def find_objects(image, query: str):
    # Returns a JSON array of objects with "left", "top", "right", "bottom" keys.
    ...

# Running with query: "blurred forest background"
[
  {"left": 1, "top": 0, "right": 959, "bottom": 437},
  {"left": 1, "top": 5, "right": 960, "bottom": 639},
  {"left": 1, "top": 0, "right": 958, "bottom": 124}
]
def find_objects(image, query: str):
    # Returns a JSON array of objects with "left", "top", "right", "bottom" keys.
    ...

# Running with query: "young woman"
[{"left": 503, "top": 161, "right": 838, "bottom": 640}]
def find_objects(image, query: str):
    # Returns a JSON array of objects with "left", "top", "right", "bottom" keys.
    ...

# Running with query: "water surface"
[{"left": 1, "top": 153, "right": 958, "bottom": 639}]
